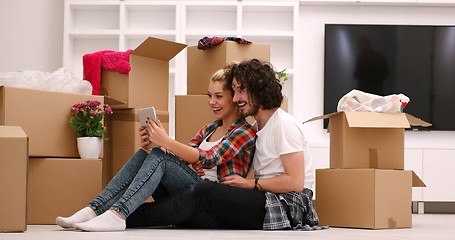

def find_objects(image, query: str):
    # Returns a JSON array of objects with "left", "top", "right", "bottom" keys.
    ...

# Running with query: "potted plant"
[{"left": 70, "top": 100, "right": 113, "bottom": 159}]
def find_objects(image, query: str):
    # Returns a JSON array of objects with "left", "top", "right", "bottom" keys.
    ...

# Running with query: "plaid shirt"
[
  {"left": 189, "top": 118, "right": 256, "bottom": 181},
  {"left": 263, "top": 189, "right": 324, "bottom": 230},
  {"left": 197, "top": 36, "right": 252, "bottom": 50}
]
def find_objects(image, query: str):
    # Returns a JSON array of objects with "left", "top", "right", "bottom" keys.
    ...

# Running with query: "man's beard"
[{"left": 239, "top": 103, "right": 260, "bottom": 118}]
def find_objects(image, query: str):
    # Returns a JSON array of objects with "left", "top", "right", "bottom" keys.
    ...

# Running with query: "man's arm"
[{"left": 221, "top": 151, "right": 305, "bottom": 193}]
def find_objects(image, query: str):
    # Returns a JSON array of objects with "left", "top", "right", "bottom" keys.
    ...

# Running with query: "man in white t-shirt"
[{"left": 222, "top": 59, "right": 314, "bottom": 193}]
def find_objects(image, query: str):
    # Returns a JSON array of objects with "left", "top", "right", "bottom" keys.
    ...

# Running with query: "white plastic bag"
[
  {"left": 337, "top": 89, "right": 410, "bottom": 113},
  {"left": 0, "top": 67, "right": 92, "bottom": 95}
]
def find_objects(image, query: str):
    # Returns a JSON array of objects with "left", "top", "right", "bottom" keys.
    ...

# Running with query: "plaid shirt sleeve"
[{"left": 191, "top": 120, "right": 256, "bottom": 179}]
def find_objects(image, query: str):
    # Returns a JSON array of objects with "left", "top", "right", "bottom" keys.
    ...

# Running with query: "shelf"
[
  {"left": 64, "top": 0, "right": 298, "bottom": 116},
  {"left": 125, "top": 30, "right": 178, "bottom": 37},
  {"left": 69, "top": 3, "right": 120, "bottom": 30},
  {"left": 184, "top": 4, "right": 238, "bottom": 32},
  {"left": 68, "top": 30, "right": 120, "bottom": 39},
  {"left": 125, "top": 4, "right": 177, "bottom": 31},
  {"left": 242, "top": 5, "right": 295, "bottom": 32}
]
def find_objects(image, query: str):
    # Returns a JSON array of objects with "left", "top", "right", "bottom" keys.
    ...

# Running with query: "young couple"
[{"left": 57, "top": 58, "right": 318, "bottom": 231}]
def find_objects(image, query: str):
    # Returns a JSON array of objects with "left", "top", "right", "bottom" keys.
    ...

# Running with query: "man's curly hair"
[{"left": 225, "top": 58, "right": 283, "bottom": 110}]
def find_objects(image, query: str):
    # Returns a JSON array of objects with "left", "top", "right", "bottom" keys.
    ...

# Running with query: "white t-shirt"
[
  {"left": 197, "top": 131, "right": 221, "bottom": 182},
  {"left": 253, "top": 108, "right": 314, "bottom": 189}
]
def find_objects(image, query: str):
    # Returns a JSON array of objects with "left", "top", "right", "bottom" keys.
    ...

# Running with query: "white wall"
[
  {"left": 295, "top": 5, "right": 455, "bottom": 148},
  {"left": 1, "top": 1, "right": 455, "bottom": 149},
  {"left": 0, "top": 0, "right": 64, "bottom": 72}
]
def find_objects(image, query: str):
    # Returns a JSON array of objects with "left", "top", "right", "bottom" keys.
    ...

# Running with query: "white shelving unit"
[{"left": 63, "top": 0, "right": 299, "bottom": 137}]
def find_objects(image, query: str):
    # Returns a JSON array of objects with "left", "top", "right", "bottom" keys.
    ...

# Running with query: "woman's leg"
[
  {"left": 126, "top": 180, "right": 266, "bottom": 230},
  {"left": 88, "top": 149, "right": 149, "bottom": 215},
  {"left": 75, "top": 148, "right": 201, "bottom": 231},
  {"left": 56, "top": 149, "right": 149, "bottom": 228},
  {"left": 110, "top": 148, "right": 201, "bottom": 218}
]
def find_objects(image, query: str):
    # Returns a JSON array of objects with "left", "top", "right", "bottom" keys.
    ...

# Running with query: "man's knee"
[{"left": 190, "top": 180, "right": 217, "bottom": 197}]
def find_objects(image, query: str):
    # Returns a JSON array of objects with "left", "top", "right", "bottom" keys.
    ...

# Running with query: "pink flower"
[{"left": 85, "top": 122, "right": 89, "bottom": 125}]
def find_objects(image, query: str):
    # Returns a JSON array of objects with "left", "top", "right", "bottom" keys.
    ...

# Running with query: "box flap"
[
  {"left": 132, "top": 37, "right": 186, "bottom": 61},
  {"left": 405, "top": 113, "right": 432, "bottom": 127},
  {"left": 0, "top": 126, "right": 27, "bottom": 138},
  {"left": 302, "top": 112, "right": 341, "bottom": 124},
  {"left": 103, "top": 96, "right": 126, "bottom": 107},
  {"left": 345, "top": 112, "right": 410, "bottom": 128},
  {"left": 412, "top": 171, "right": 426, "bottom": 187}
]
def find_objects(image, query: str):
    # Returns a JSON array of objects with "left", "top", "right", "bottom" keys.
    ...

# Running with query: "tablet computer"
[{"left": 138, "top": 107, "right": 158, "bottom": 149}]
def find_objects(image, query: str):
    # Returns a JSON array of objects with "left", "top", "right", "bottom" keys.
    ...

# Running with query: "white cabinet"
[
  {"left": 64, "top": 0, "right": 299, "bottom": 137},
  {"left": 309, "top": 146, "right": 329, "bottom": 195},
  {"left": 404, "top": 149, "right": 424, "bottom": 201},
  {"left": 422, "top": 149, "right": 455, "bottom": 202}
]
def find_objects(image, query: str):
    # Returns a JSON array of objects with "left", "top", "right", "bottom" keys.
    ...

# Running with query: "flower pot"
[{"left": 77, "top": 137, "right": 102, "bottom": 159}]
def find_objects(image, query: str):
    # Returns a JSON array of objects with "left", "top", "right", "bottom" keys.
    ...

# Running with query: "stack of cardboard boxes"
[
  {"left": 306, "top": 111, "right": 431, "bottom": 229},
  {"left": 0, "top": 86, "right": 104, "bottom": 230},
  {"left": 175, "top": 41, "right": 270, "bottom": 144},
  {"left": 102, "top": 37, "right": 185, "bottom": 184}
]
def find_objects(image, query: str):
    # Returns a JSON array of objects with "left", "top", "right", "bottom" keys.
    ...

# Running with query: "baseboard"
[{"left": 412, "top": 201, "right": 455, "bottom": 214}]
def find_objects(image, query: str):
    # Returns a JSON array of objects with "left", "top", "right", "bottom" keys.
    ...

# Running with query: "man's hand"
[{"left": 221, "top": 175, "right": 254, "bottom": 189}]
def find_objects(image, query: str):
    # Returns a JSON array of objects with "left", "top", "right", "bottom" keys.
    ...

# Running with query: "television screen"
[{"left": 324, "top": 24, "right": 455, "bottom": 131}]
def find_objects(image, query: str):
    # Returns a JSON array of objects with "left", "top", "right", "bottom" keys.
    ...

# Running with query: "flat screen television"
[{"left": 324, "top": 24, "right": 455, "bottom": 131}]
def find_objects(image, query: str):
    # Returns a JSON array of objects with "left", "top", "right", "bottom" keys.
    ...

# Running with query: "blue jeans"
[{"left": 88, "top": 148, "right": 201, "bottom": 218}]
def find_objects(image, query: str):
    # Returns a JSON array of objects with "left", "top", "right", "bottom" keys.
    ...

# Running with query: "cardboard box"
[
  {"left": 0, "top": 86, "right": 104, "bottom": 158},
  {"left": 175, "top": 95, "right": 215, "bottom": 144},
  {"left": 315, "top": 168, "right": 425, "bottom": 229},
  {"left": 304, "top": 112, "right": 431, "bottom": 169},
  {"left": 27, "top": 158, "right": 102, "bottom": 224},
  {"left": 0, "top": 126, "right": 28, "bottom": 232},
  {"left": 101, "top": 37, "right": 186, "bottom": 109},
  {"left": 187, "top": 41, "right": 270, "bottom": 95},
  {"left": 104, "top": 108, "right": 169, "bottom": 184}
]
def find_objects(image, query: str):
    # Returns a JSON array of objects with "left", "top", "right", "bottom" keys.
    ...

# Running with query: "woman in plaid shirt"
[{"left": 56, "top": 68, "right": 256, "bottom": 232}]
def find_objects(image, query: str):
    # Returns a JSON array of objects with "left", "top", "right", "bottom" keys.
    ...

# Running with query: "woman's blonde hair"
[{"left": 210, "top": 68, "right": 232, "bottom": 93}]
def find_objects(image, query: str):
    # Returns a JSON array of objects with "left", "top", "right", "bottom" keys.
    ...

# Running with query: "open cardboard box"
[
  {"left": 316, "top": 168, "right": 425, "bottom": 229},
  {"left": 0, "top": 126, "right": 28, "bottom": 232},
  {"left": 304, "top": 112, "right": 431, "bottom": 169},
  {"left": 101, "top": 37, "right": 186, "bottom": 110},
  {"left": 187, "top": 41, "right": 270, "bottom": 95},
  {"left": 0, "top": 86, "right": 104, "bottom": 158}
]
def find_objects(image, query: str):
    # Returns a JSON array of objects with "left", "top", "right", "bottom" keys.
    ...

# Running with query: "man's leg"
[{"left": 127, "top": 180, "right": 266, "bottom": 230}]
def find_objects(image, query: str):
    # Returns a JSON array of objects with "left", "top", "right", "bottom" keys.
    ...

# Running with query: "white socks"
[
  {"left": 56, "top": 207, "right": 96, "bottom": 228},
  {"left": 74, "top": 210, "right": 126, "bottom": 232}
]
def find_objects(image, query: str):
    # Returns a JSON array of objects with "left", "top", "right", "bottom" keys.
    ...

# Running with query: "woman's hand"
[
  {"left": 221, "top": 175, "right": 255, "bottom": 189},
  {"left": 138, "top": 126, "right": 151, "bottom": 153},
  {"left": 146, "top": 117, "right": 173, "bottom": 148},
  {"left": 193, "top": 168, "right": 206, "bottom": 177}
]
